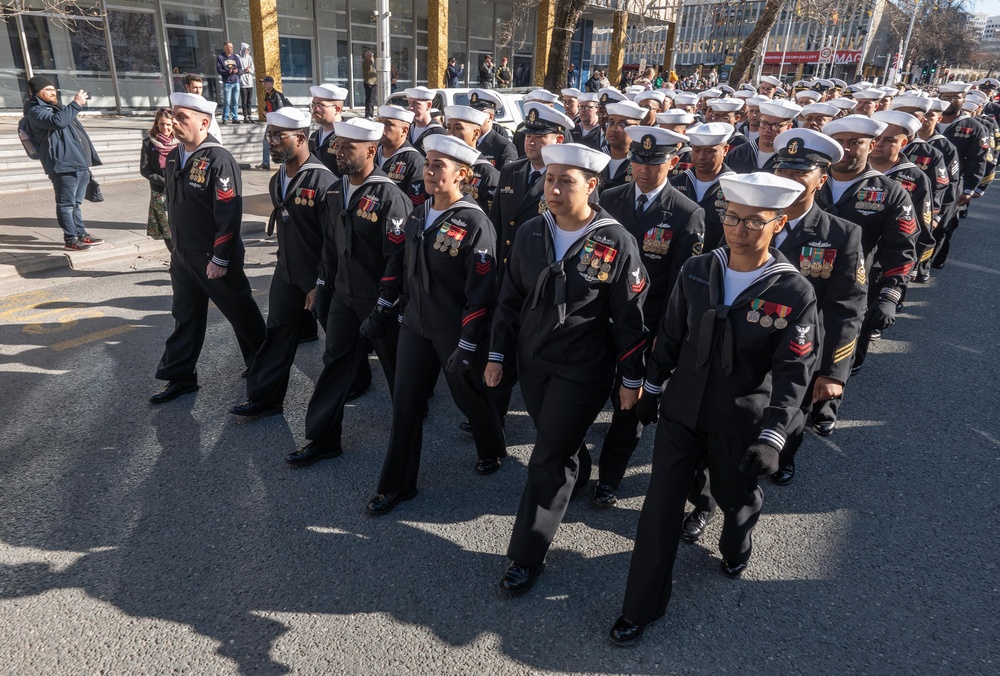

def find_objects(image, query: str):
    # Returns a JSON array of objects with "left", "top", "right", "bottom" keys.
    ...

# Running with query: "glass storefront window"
[
  {"left": 449, "top": 0, "right": 468, "bottom": 44},
  {"left": 166, "top": 27, "right": 224, "bottom": 99},
  {"left": 279, "top": 36, "right": 313, "bottom": 99},
  {"left": 277, "top": 0, "right": 314, "bottom": 18},
  {"left": 108, "top": 9, "right": 167, "bottom": 108},
  {"left": 163, "top": 7, "right": 224, "bottom": 29},
  {"left": 319, "top": 28, "right": 349, "bottom": 84}
]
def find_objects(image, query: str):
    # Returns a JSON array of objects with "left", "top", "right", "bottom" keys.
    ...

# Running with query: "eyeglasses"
[
  {"left": 606, "top": 119, "right": 638, "bottom": 129},
  {"left": 309, "top": 102, "right": 338, "bottom": 111},
  {"left": 265, "top": 131, "right": 298, "bottom": 144},
  {"left": 721, "top": 214, "right": 779, "bottom": 231},
  {"left": 758, "top": 119, "right": 792, "bottom": 131}
]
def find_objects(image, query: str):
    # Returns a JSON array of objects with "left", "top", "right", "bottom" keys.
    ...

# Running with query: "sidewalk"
[{"left": 0, "top": 169, "right": 277, "bottom": 282}]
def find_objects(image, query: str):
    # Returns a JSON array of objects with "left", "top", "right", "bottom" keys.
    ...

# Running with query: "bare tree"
[
  {"left": 544, "top": 0, "right": 589, "bottom": 91},
  {"left": 1, "top": 0, "right": 103, "bottom": 26},
  {"left": 728, "top": 0, "right": 786, "bottom": 87}
]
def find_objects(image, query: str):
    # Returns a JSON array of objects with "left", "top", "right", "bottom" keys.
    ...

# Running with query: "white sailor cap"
[
  {"left": 658, "top": 88, "right": 677, "bottom": 99},
  {"left": 698, "top": 88, "right": 723, "bottom": 99},
  {"left": 656, "top": 110, "right": 696, "bottom": 125},
  {"left": 719, "top": 173, "right": 805, "bottom": 209},
  {"left": 758, "top": 99, "right": 803, "bottom": 119},
  {"left": 872, "top": 110, "right": 921, "bottom": 136},
  {"left": 927, "top": 98, "right": 950, "bottom": 113},
  {"left": 468, "top": 88, "right": 503, "bottom": 111},
  {"left": 759, "top": 76, "right": 781, "bottom": 87},
  {"left": 578, "top": 93, "right": 599, "bottom": 103},
  {"left": 830, "top": 78, "right": 848, "bottom": 90},
  {"left": 685, "top": 122, "right": 735, "bottom": 146},
  {"left": 310, "top": 84, "right": 349, "bottom": 101},
  {"left": 740, "top": 83, "right": 757, "bottom": 92},
  {"left": 625, "top": 126, "right": 688, "bottom": 164},
  {"left": 979, "top": 77, "right": 1000, "bottom": 88},
  {"left": 561, "top": 88, "right": 584, "bottom": 99},
  {"left": 851, "top": 88, "right": 883, "bottom": 101},
  {"left": 799, "top": 102, "right": 840, "bottom": 118},
  {"left": 853, "top": 80, "right": 874, "bottom": 89},
  {"left": 813, "top": 79, "right": 834, "bottom": 91},
  {"left": 170, "top": 92, "right": 217, "bottom": 115},
  {"left": 795, "top": 90, "right": 821, "bottom": 102},
  {"left": 404, "top": 86, "right": 437, "bottom": 101},
  {"left": 525, "top": 88, "right": 560, "bottom": 104},
  {"left": 635, "top": 90, "right": 666, "bottom": 105},
  {"left": 877, "top": 86, "right": 900, "bottom": 98},
  {"left": 423, "top": 133, "right": 481, "bottom": 165},
  {"left": 606, "top": 100, "right": 647, "bottom": 120},
  {"left": 522, "top": 101, "right": 576, "bottom": 135},
  {"left": 444, "top": 105, "right": 488, "bottom": 126},
  {"left": 966, "top": 90, "right": 988, "bottom": 104},
  {"left": 378, "top": 105, "right": 415, "bottom": 123},
  {"left": 266, "top": 107, "right": 311, "bottom": 129},
  {"left": 746, "top": 95, "right": 770, "bottom": 107},
  {"left": 599, "top": 87, "right": 628, "bottom": 105},
  {"left": 707, "top": 97, "right": 744, "bottom": 112},
  {"left": 823, "top": 114, "right": 887, "bottom": 138},
  {"left": 938, "top": 81, "right": 971, "bottom": 94},
  {"left": 961, "top": 101, "right": 982, "bottom": 113},
  {"left": 541, "top": 142, "right": 610, "bottom": 173},
  {"left": 735, "top": 90, "right": 755, "bottom": 100},
  {"left": 674, "top": 93, "right": 699, "bottom": 106},
  {"left": 333, "top": 118, "right": 384, "bottom": 142},
  {"left": 624, "top": 85, "right": 646, "bottom": 96},
  {"left": 890, "top": 96, "right": 932, "bottom": 113},
  {"left": 774, "top": 128, "right": 844, "bottom": 167},
  {"left": 826, "top": 99, "right": 856, "bottom": 113}
]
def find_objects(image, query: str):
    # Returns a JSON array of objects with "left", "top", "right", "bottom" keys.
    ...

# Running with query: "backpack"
[{"left": 18, "top": 116, "right": 41, "bottom": 161}]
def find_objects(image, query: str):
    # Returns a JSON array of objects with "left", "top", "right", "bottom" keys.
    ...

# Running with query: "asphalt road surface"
[{"left": 1, "top": 195, "right": 998, "bottom": 674}]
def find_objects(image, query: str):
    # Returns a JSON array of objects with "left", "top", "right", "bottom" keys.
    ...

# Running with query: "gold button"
[
  {"left": 506, "top": 240, "right": 511, "bottom": 245},
  {"left": 509, "top": 221, "right": 514, "bottom": 226}
]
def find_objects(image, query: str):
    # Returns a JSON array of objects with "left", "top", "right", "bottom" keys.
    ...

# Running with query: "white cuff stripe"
[
  {"left": 488, "top": 352, "right": 504, "bottom": 363},
  {"left": 622, "top": 377, "right": 642, "bottom": 389},
  {"left": 458, "top": 339, "right": 477, "bottom": 351},
  {"left": 758, "top": 429, "right": 786, "bottom": 449},
  {"left": 643, "top": 380, "right": 663, "bottom": 395},
  {"left": 211, "top": 256, "right": 229, "bottom": 267},
  {"left": 881, "top": 288, "right": 902, "bottom": 302},
  {"left": 377, "top": 298, "right": 392, "bottom": 307},
  {"left": 315, "top": 278, "right": 326, "bottom": 287}
]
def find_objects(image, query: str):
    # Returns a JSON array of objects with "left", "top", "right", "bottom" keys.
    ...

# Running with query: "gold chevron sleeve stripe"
[
  {"left": 833, "top": 338, "right": 858, "bottom": 364},
  {"left": 920, "top": 248, "right": 935, "bottom": 262}
]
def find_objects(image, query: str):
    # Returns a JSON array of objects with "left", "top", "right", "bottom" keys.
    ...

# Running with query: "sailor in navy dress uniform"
[
  {"left": 725, "top": 99, "right": 802, "bottom": 174},
  {"left": 657, "top": 110, "right": 696, "bottom": 179},
  {"left": 920, "top": 97, "right": 962, "bottom": 273},
  {"left": 513, "top": 89, "right": 561, "bottom": 156},
  {"left": 485, "top": 102, "right": 576, "bottom": 425},
  {"left": 443, "top": 104, "right": 500, "bottom": 214},
  {"left": 404, "top": 86, "right": 446, "bottom": 155},
  {"left": 705, "top": 98, "right": 749, "bottom": 148},
  {"left": 376, "top": 105, "right": 427, "bottom": 207},
  {"left": 966, "top": 93, "right": 999, "bottom": 194},
  {"left": 151, "top": 93, "right": 266, "bottom": 404},
  {"left": 609, "top": 174, "right": 818, "bottom": 647},
  {"left": 593, "top": 126, "right": 705, "bottom": 508},
  {"left": 870, "top": 111, "right": 936, "bottom": 293},
  {"left": 634, "top": 90, "right": 666, "bottom": 127},
  {"left": 600, "top": 100, "right": 645, "bottom": 190},
  {"left": 307, "top": 84, "right": 348, "bottom": 175},
  {"left": 229, "top": 108, "right": 337, "bottom": 419},
  {"left": 486, "top": 143, "right": 648, "bottom": 596},
  {"left": 598, "top": 87, "right": 628, "bottom": 131},
  {"left": 286, "top": 118, "right": 413, "bottom": 465},
  {"left": 572, "top": 92, "right": 605, "bottom": 149},
  {"left": 670, "top": 122, "right": 737, "bottom": 251},
  {"left": 367, "top": 134, "right": 506, "bottom": 515},
  {"left": 468, "top": 89, "right": 518, "bottom": 172},
  {"left": 812, "top": 115, "right": 917, "bottom": 430},
  {"left": 799, "top": 102, "right": 840, "bottom": 132}
]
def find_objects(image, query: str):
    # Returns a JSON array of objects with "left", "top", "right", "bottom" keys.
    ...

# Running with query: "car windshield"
[{"left": 515, "top": 99, "right": 566, "bottom": 115}]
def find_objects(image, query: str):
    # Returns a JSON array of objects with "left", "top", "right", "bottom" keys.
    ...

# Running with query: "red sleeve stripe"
[
  {"left": 380, "top": 276, "right": 397, "bottom": 282},
  {"left": 462, "top": 308, "right": 487, "bottom": 326},
  {"left": 214, "top": 233, "right": 234, "bottom": 246},
  {"left": 619, "top": 338, "right": 648, "bottom": 361},
  {"left": 883, "top": 263, "right": 913, "bottom": 278}
]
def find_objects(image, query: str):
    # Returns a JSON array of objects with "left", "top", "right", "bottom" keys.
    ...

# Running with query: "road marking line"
[
  {"left": 969, "top": 427, "right": 1000, "bottom": 449},
  {"left": 0, "top": 289, "right": 49, "bottom": 308},
  {"left": 949, "top": 260, "right": 1000, "bottom": 275},
  {"left": 0, "top": 364, "right": 71, "bottom": 375},
  {"left": 50, "top": 324, "right": 138, "bottom": 351},
  {"left": 1, "top": 298, "right": 73, "bottom": 321},
  {"left": 941, "top": 341, "right": 982, "bottom": 355}
]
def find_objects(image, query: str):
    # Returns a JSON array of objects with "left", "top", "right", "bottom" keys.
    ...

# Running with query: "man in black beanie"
[{"left": 23, "top": 76, "right": 103, "bottom": 251}]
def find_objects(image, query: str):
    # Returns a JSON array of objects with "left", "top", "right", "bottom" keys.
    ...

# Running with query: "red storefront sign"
[{"left": 763, "top": 51, "right": 862, "bottom": 65}]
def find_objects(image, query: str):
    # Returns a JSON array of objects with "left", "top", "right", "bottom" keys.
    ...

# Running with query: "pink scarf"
[{"left": 150, "top": 131, "right": 177, "bottom": 169}]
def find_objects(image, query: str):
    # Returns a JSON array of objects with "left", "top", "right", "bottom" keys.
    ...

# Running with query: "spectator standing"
[
  {"left": 362, "top": 50, "right": 377, "bottom": 119},
  {"left": 23, "top": 76, "right": 104, "bottom": 251},
  {"left": 496, "top": 57, "right": 512, "bottom": 88},
  {"left": 585, "top": 69, "right": 601, "bottom": 93},
  {"left": 479, "top": 55, "right": 496, "bottom": 88},
  {"left": 256, "top": 75, "right": 290, "bottom": 170},
  {"left": 567, "top": 63, "right": 577, "bottom": 89},
  {"left": 139, "top": 107, "right": 177, "bottom": 251},
  {"left": 182, "top": 73, "right": 224, "bottom": 144},
  {"left": 237, "top": 43, "right": 256, "bottom": 123},
  {"left": 216, "top": 41, "right": 241, "bottom": 124},
  {"left": 446, "top": 57, "right": 465, "bottom": 87},
  {"left": 598, "top": 70, "right": 610, "bottom": 89}
]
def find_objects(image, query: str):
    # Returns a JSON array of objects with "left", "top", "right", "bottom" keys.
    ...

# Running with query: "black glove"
[
  {"left": 869, "top": 293, "right": 898, "bottom": 330},
  {"left": 312, "top": 286, "right": 332, "bottom": 327},
  {"left": 739, "top": 441, "right": 781, "bottom": 477},
  {"left": 359, "top": 304, "right": 391, "bottom": 339},
  {"left": 445, "top": 345, "right": 476, "bottom": 374},
  {"left": 635, "top": 391, "right": 660, "bottom": 426}
]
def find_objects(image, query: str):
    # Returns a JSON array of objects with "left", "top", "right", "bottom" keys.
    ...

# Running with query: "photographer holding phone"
[{"left": 23, "top": 76, "right": 103, "bottom": 251}]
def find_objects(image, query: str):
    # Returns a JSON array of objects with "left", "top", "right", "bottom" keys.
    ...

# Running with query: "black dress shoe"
[
  {"left": 682, "top": 508, "right": 717, "bottom": 543},
  {"left": 366, "top": 490, "right": 417, "bottom": 515},
  {"left": 609, "top": 616, "right": 646, "bottom": 647},
  {"left": 459, "top": 420, "right": 474, "bottom": 432},
  {"left": 346, "top": 384, "right": 369, "bottom": 402},
  {"left": 149, "top": 380, "right": 199, "bottom": 404},
  {"left": 931, "top": 261, "right": 945, "bottom": 269},
  {"left": 913, "top": 273, "right": 930, "bottom": 283},
  {"left": 475, "top": 457, "right": 502, "bottom": 475},
  {"left": 771, "top": 462, "right": 796, "bottom": 486},
  {"left": 297, "top": 332, "right": 319, "bottom": 344},
  {"left": 229, "top": 399, "right": 283, "bottom": 417},
  {"left": 591, "top": 483, "right": 618, "bottom": 508},
  {"left": 498, "top": 561, "right": 544, "bottom": 596},
  {"left": 812, "top": 420, "right": 836, "bottom": 437},
  {"left": 240, "top": 367, "right": 250, "bottom": 379},
  {"left": 286, "top": 440, "right": 343, "bottom": 466},
  {"left": 721, "top": 559, "right": 748, "bottom": 578},
  {"left": 870, "top": 329, "right": 882, "bottom": 341}
]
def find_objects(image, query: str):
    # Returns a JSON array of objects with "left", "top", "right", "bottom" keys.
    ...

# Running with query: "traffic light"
[
  {"left": 922, "top": 64, "right": 929, "bottom": 78},
  {"left": 931, "top": 62, "right": 938, "bottom": 75}
]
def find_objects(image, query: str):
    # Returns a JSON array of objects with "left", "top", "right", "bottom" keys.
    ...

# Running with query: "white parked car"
[{"left": 383, "top": 88, "right": 565, "bottom": 134}]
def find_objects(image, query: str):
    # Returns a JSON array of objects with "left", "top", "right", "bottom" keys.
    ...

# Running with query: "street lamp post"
[{"left": 374, "top": 0, "right": 392, "bottom": 108}]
